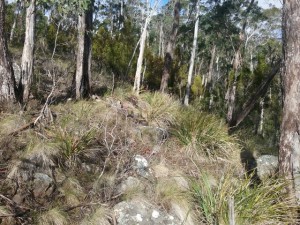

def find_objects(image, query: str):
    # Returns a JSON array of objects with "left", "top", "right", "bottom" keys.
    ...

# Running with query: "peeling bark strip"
[
  {"left": 279, "top": 0, "right": 300, "bottom": 203},
  {"left": 160, "top": 1, "right": 181, "bottom": 93},
  {"left": 75, "top": 2, "right": 93, "bottom": 99},
  {"left": 20, "top": 0, "right": 35, "bottom": 104},
  {"left": 0, "top": 0, "right": 16, "bottom": 101}
]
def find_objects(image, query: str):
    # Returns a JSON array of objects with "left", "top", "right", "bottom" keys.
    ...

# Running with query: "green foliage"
[
  {"left": 54, "top": 126, "right": 95, "bottom": 164},
  {"left": 172, "top": 107, "right": 239, "bottom": 159},
  {"left": 93, "top": 22, "right": 137, "bottom": 80},
  {"left": 144, "top": 49, "right": 164, "bottom": 90},
  {"left": 192, "top": 172, "right": 298, "bottom": 225},
  {"left": 191, "top": 75, "right": 204, "bottom": 97}
]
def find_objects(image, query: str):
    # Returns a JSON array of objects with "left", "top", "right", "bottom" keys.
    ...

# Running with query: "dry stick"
[
  {"left": 228, "top": 196, "right": 235, "bottom": 225},
  {"left": 63, "top": 202, "right": 108, "bottom": 212}
]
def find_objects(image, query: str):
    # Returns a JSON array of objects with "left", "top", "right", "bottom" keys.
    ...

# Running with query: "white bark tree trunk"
[
  {"left": 184, "top": 3, "right": 199, "bottom": 106},
  {"left": 133, "top": 15, "right": 150, "bottom": 94},
  {"left": 0, "top": 0, "right": 16, "bottom": 101},
  {"left": 20, "top": 0, "right": 35, "bottom": 104}
]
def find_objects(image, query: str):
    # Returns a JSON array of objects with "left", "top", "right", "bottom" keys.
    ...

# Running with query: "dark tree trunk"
[
  {"left": 279, "top": 0, "right": 300, "bottom": 203},
  {"left": 160, "top": 1, "right": 180, "bottom": 93},
  {"left": 229, "top": 62, "right": 280, "bottom": 129},
  {"left": 0, "top": 0, "right": 16, "bottom": 101},
  {"left": 20, "top": 0, "right": 35, "bottom": 104},
  {"left": 75, "top": 2, "right": 93, "bottom": 99}
]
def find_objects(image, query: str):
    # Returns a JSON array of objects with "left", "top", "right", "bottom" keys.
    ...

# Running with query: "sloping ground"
[{"left": 0, "top": 91, "right": 297, "bottom": 225}]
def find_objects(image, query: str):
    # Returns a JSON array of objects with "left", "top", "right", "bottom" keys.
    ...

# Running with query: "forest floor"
[{"left": 0, "top": 88, "right": 297, "bottom": 225}]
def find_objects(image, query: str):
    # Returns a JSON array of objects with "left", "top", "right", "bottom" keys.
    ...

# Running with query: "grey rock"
[
  {"left": 33, "top": 173, "right": 55, "bottom": 199},
  {"left": 113, "top": 198, "right": 180, "bottom": 225},
  {"left": 137, "top": 126, "right": 168, "bottom": 145},
  {"left": 256, "top": 155, "right": 278, "bottom": 180},
  {"left": 134, "top": 155, "right": 150, "bottom": 177}
]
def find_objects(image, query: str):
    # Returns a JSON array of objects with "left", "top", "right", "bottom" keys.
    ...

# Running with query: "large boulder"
[
  {"left": 113, "top": 198, "right": 181, "bottom": 225},
  {"left": 256, "top": 155, "right": 278, "bottom": 180}
]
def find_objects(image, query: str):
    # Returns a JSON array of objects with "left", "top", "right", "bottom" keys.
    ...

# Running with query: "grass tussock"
[
  {"left": 138, "top": 92, "right": 180, "bottom": 127},
  {"left": 155, "top": 178, "right": 190, "bottom": 210},
  {"left": 80, "top": 207, "right": 110, "bottom": 225},
  {"left": 38, "top": 207, "right": 69, "bottom": 225},
  {"left": 59, "top": 177, "right": 86, "bottom": 206},
  {"left": 172, "top": 108, "right": 240, "bottom": 160},
  {"left": 192, "top": 171, "right": 298, "bottom": 225},
  {"left": 0, "top": 114, "right": 26, "bottom": 135}
]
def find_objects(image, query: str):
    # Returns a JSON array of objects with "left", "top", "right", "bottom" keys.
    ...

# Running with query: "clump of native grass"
[
  {"left": 80, "top": 207, "right": 110, "bottom": 225},
  {"left": 138, "top": 92, "right": 180, "bottom": 128},
  {"left": 0, "top": 206, "right": 15, "bottom": 225},
  {"left": 37, "top": 207, "right": 69, "bottom": 225},
  {"left": 191, "top": 171, "right": 298, "bottom": 225},
  {"left": 7, "top": 137, "right": 57, "bottom": 181},
  {"left": 0, "top": 114, "right": 27, "bottom": 135},
  {"left": 59, "top": 177, "right": 86, "bottom": 206},
  {"left": 172, "top": 108, "right": 239, "bottom": 160},
  {"left": 154, "top": 177, "right": 191, "bottom": 210}
]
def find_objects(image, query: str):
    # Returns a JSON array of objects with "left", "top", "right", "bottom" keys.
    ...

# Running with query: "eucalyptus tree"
[
  {"left": 75, "top": 0, "right": 94, "bottom": 99},
  {"left": 184, "top": 0, "right": 199, "bottom": 105},
  {"left": 19, "top": 0, "right": 36, "bottom": 104},
  {"left": 279, "top": 0, "right": 300, "bottom": 203},
  {"left": 0, "top": 0, "right": 17, "bottom": 101},
  {"left": 133, "top": 0, "right": 159, "bottom": 94},
  {"left": 160, "top": 0, "right": 181, "bottom": 93}
]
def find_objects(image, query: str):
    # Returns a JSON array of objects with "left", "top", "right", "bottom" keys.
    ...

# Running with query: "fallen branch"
[{"left": 8, "top": 73, "right": 55, "bottom": 136}]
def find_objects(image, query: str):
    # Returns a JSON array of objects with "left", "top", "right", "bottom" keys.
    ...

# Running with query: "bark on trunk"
[
  {"left": 160, "top": 1, "right": 181, "bottom": 93},
  {"left": 20, "top": 0, "right": 35, "bottom": 104},
  {"left": 279, "top": 0, "right": 300, "bottom": 204},
  {"left": 75, "top": 3, "right": 93, "bottom": 99},
  {"left": 133, "top": 16, "right": 150, "bottom": 94},
  {"left": 0, "top": 0, "right": 16, "bottom": 101},
  {"left": 184, "top": 3, "right": 199, "bottom": 106}
]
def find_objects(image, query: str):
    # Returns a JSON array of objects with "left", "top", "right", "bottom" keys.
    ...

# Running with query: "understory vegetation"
[{"left": 0, "top": 91, "right": 297, "bottom": 224}]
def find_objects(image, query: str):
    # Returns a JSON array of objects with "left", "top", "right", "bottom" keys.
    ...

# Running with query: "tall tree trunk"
[
  {"left": 158, "top": 22, "right": 163, "bottom": 57},
  {"left": 75, "top": 2, "right": 93, "bottom": 99},
  {"left": 133, "top": 16, "right": 150, "bottom": 94},
  {"left": 184, "top": 3, "right": 199, "bottom": 106},
  {"left": 0, "top": 0, "right": 16, "bottom": 101},
  {"left": 208, "top": 44, "right": 216, "bottom": 109},
  {"left": 279, "top": 0, "right": 300, "bottom": 203},
  {"left": 226, "top": 0, "right": 255, "bottom": 125},
  {"left": 20, "top": 0, "right": 35, "bottom": 104},
  {"left": 258, "top": 98, "right": 264, "bottom": 135},
  {"left": 9, "top": 0, "right": 20, "bottom": 42},
  {"left": 160, "top": 1, "right": 181, "bottom": 93}
]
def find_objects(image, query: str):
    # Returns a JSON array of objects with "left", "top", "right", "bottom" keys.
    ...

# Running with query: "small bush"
[{"left": 172, "top": 108, "right": 239, "bottom": 159}]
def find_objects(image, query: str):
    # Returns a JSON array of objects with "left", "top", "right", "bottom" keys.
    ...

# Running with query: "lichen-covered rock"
[
  {"left": 113, "top": 198, "right": 180, "bottom": 225},
  {"left": 134, "top": 155, "right": 150, "bottom": 177},
  {"left": 256, "top": 155, "right": 278, "bottom": 180}
]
